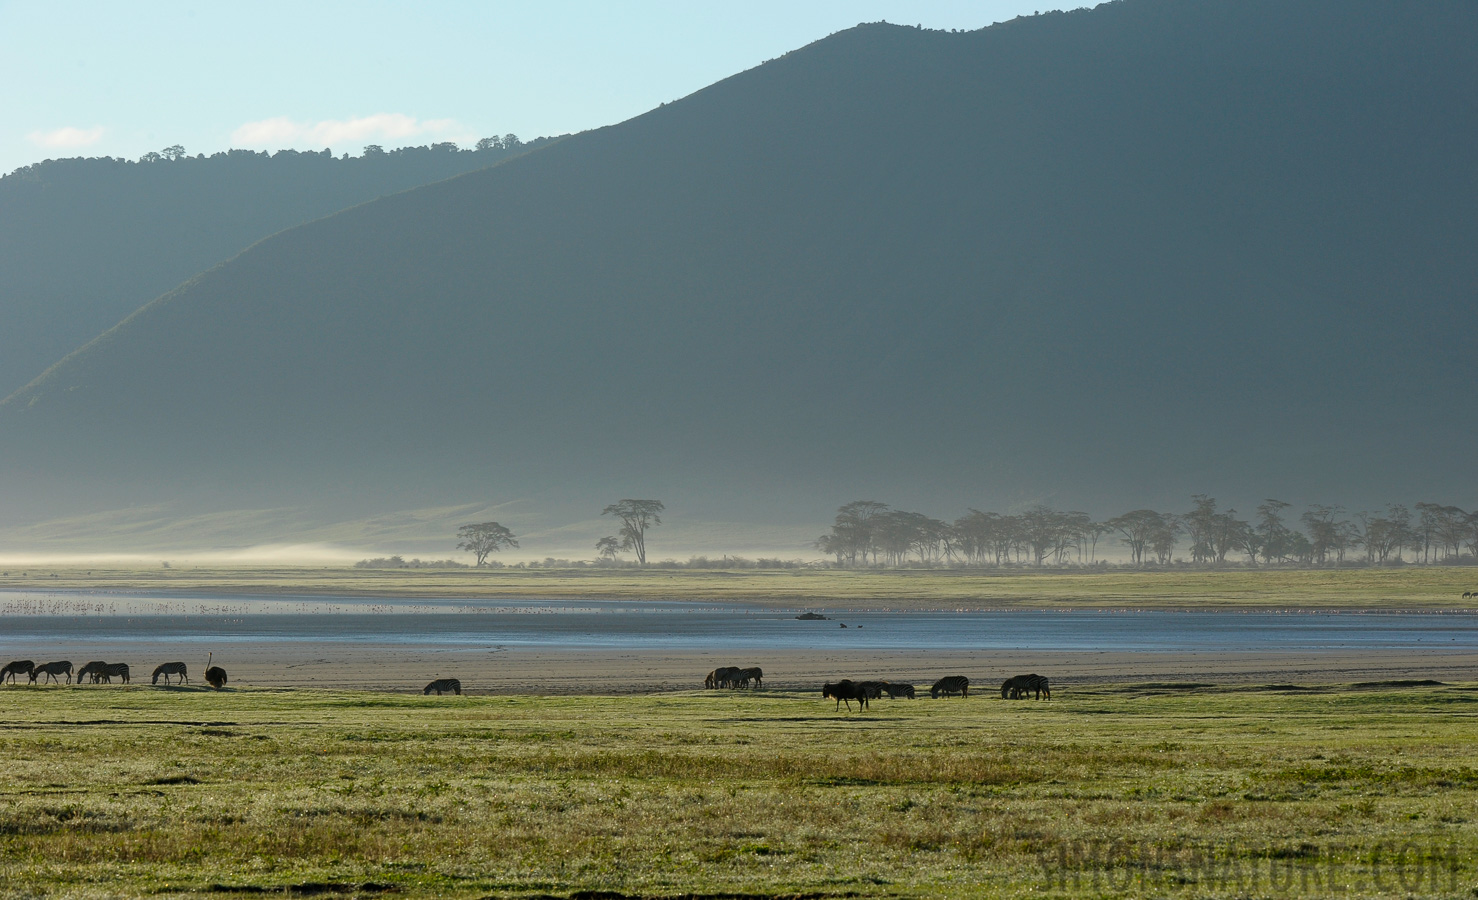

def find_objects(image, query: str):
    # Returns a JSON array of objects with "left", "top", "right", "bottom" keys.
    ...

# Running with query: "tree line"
[{"left": 815, "top": 498, "right": 1478, "bottom": 568}]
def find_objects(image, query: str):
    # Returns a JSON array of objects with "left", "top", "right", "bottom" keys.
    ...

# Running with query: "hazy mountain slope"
[
  {"left": 0, "top": 140, "right": 557, "bottom": 396},
  {"left": 2, "top": 0, "right": 1475, "bottom": 540}
]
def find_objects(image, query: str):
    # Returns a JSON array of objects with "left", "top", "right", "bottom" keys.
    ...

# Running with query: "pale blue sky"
[{"left": 2, "top": 1, "right": 1077, "bottom": 175}]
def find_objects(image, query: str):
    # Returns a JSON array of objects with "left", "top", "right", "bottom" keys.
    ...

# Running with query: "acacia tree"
[
  {"left": 456, "top": 521, "right": 518, "bottom": 566},
  {"left": 594, "top": 536, "right": 622, "bottom": 563},
  {"left": 601, "top": 499, "right": 664, "bottom": 565}
]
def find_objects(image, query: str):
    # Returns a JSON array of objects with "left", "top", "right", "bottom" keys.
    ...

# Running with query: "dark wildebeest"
[
  {"left": 930, "top": 675, "right": 970, "bottom": 699},
  {"left": 152, "top": 662, "right": 188, "bottom": 685},
  {"left": 822, "top": 679, "right": 869, "bottom": 711},
  {"left": 100, "top": 663, "right": 130, "bottom": 685},
  {"left": 1001, "top": 674, "right": 1051, "bottom": 700},
  {"left": 76, "top": 661, "right": 109, "bottom": 684},
  {"left": 1, "top": 660, "right": 33, "bottom": 684},
  {"left": 424, "top": 678, "right": 461, "bottom": 695},
  {"left": 30, "top": 661, "right": 73, "bottom": 684},
  {"left": 880, "top": 682, "right": 916, "bottom": 699},
  {"left": 204, "top": 667, "right": 228, "bottom": 690}
]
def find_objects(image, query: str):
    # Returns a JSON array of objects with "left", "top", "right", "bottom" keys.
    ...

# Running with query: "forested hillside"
[
  {"left": 2, "top": 0, "right": 1474, "bottom": 547},
  {"left": 0, "top": 137, "right": 557, "bottom": 396}
]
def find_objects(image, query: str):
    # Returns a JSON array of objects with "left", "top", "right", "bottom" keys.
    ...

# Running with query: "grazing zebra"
[
  {"left": 856, "top": 680, "right": 887, "bottom": 700},
  {"left": 822, "top": 679, "right": 868, "bottom": 711},
  {"left": 930, "top": 675, "right": 970, "bottom": 699},
  {"left": 880, "top": 682, "right": 915, "bottom": 699},
  {"left": 100, "top": 663, "right": 130, "bottom": 685},
  {"left": 30, "top": 661, "right": 73, "bottom": 684},
  {"left": 1001, "top": 674, "right": 1050, "bottom": 700},
  {"left": 705, "top": 666, "right": 742, "bottom": 689},
  {"left": 204, "top": 666, "right": 228, "bottom": 690},
  {"left": 738, "top": 666, "right": 764, "bottom": 689},
  {"left": 76, "top": 661, "right": 109, "bottom": 684},
  {"left": 1, "top": 660, "right": 33, "bottom": 684},
  {"left": 424, "top": 678, "right": 461, "bottom": 695},
  {"left": 1466, "top": 591, "right": 1476, "bottom": 599},
  {"left": 152, "top": 662, "right": 188, "bottom": 685}
]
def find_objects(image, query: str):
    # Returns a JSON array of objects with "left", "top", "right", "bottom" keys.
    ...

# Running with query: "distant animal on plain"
[
  {"left": 1001, "top": 674, "right": 1050, "bottom": 700},
  {"left": 100, "top": 663, "right": 130, "bottom": 684},
  {"left": 204, "top": 667, "right": 228, "bottom": 689},
  {"left": 30, "top": 661, "right": 72, "bottom": 684},
  {"left": 738, "top": 666, "right": 763, "bottom": 689},
  {"left": 152, "top": 662, "right": 188, "bottom": 685},
  {"left": 424, "top": 678, "right": 461, "bottom": 695},
  {"left": 822, "top": 679, "right": 868, "bottom": 711},
  {"left": 930, "top": 676, "right": 970, "bottom": 699},
  {"left": 76, "top": 661, "right": 109, "bottom": 684},
  {"left": 1465, "top": 591, "right": 1476, "bottom": 599},
  {"left": 705, "top": 666, "right": 742, "bottom": 689},
  {"left": 1, "top": 660, "right": 33, "bottom": 684},
  {"left": 880, "top": 682, "right": 915, "bottom": 699}
]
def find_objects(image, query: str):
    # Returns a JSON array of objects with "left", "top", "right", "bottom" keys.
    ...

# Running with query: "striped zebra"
[
  {"left": 100, "top": 663, "right": 130, "bottom": 684},
  {"left": 152, "top": 662, "right": 188, "bottom": 685},
  {"left": 856, "top": 680, "right": 887, "bottom": 700},
  {"left": 705, "top": 666, "right": 741, "bottom": 689},
  {"left": 424, "top": 678, "right": 461, "bottom": 695},
  {"left": 880, "top": 682, "right": 915, "bottom": 699},
  {"left": 930, "top": 675, "right": 970, "bottom": 699},
  {"left": 1001, "top": 674, "right": 1050, "bottom": 700},
  {"left": 204, "top": 666, "right": 228, "bottom": 690},
  {"left": 738, "top": 666, "right": 763, "bottom": 689},
  {"left": 1, "top": 660, "right": 33, "bottom": 684},
  {"left": 30, "top": 661, "right": 72, "bottom": 684},
  {"left": 76, "top": 661, "right": 109, "bottom": 684}
]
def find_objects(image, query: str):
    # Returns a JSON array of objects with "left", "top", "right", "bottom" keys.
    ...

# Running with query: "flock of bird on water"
[{"left": 0, "top": 657, "right": 1050, "bottom": 709}]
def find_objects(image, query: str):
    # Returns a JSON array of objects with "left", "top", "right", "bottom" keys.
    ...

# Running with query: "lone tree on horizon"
[
  {"left": 457, "top": 521, "right": 518, "bottom": 566},
  {"left": 601, "top": 499, "right": 664, "bottom": 566}
]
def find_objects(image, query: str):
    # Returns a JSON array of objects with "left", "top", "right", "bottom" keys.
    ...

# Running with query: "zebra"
[
  {"left": 930, "top": 675, "right": 970, "bottom": 699},
  {"left": 30, "top": 661, "right": 73, "bottom": 684},
  {"left": 152, "top": 662, "right": 188, "bottom": 685},
  {"left": 1001, "top": 674, "right": 1050, "bottom": 700},
  {"left": 738, "top": 666, "right": 763, "bottom": 689},
  {"left": 100, "top": 663, "right": 130, "bottom": 685},
  {"left": 204, "top": 666, "right": 228, "bottom": 690},
  {"left": 1, "top": 660, "right": 33, "bottom": 684},
  {"left": 880, "top": 682, "right": 916, "bottom": 699},
  {"left": 705, "top": 666, "right": 741, "bottom": 689},
  {"left": 822, "top": 680, "right": 868, "bottom": 711},
  {"left": 424, "top": 678, "right": 461, "bottom": 695},
  {"left": 76, "top": 661, "right": 109, "bottom": 684},
  {"left": 856, "top": 680, "right": 887, "bottom": 700}
]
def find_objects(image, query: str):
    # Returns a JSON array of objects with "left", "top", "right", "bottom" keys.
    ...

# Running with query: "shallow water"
[{"left": 1, "top": 590, "right": 1475, "bottom": 652}]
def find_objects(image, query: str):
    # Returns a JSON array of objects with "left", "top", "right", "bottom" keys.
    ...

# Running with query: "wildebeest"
[
  {"left": 424, "top": 678, "right": 461, "bottom": 695},
  {"left": 822, "top": 679, "right": 869, "bottom": 711},
  {"left": 1001, "top": 674, "right": 1050, "bottom": 700},
  {"left": 204, "top": 666, "right": 228, "bottom": 689},
  {"left": 1, "top": 660, "right": 33, "bottom": 684},
  {"left": 931, "top": 675, "right": 970, "bottom": 699},
  {"left": 100, "top": 663, "right": 130, "bottom": 685},
  {"left": 880, "top": 682, "right": 916, "bottom": 699},
  {"left": 76, "top": 661, "right": 109, "bottom": 684},
  {"left": 152, "top": 662, "right": 188, "bottom": 685},
  {"left": 30, "top": 661, "right": 73, "bottom": 684}
]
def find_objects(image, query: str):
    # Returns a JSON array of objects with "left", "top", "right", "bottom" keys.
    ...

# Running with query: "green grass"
[
  {"left": 2, "top": 564, "right": 1477, "bottom": 608},
  {"left": 1, "top": 683, "right": 1475, "bottom": 897}
]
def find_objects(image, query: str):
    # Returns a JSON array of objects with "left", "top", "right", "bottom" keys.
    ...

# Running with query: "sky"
[{"left": 1, "top": 0, "right": 1075, "bottom": 175}]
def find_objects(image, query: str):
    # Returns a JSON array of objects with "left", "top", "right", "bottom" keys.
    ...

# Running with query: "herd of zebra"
[
  {"left": 705, "top": 665, "right": 764, "bottom": 689},
  {"left": 1, "top": 659, "right": 227, "bottom": 689},
  {"left": 821, "top": 674, "right": 1049, "bottom": 710}
]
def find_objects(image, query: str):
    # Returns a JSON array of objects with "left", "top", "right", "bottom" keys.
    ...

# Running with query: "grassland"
[
  {"left": 1, "top": 565, "right": 1476, "bottom": 609},
  {"left": 0, "top": 683, "right": 1475, "bottom": 898}
]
